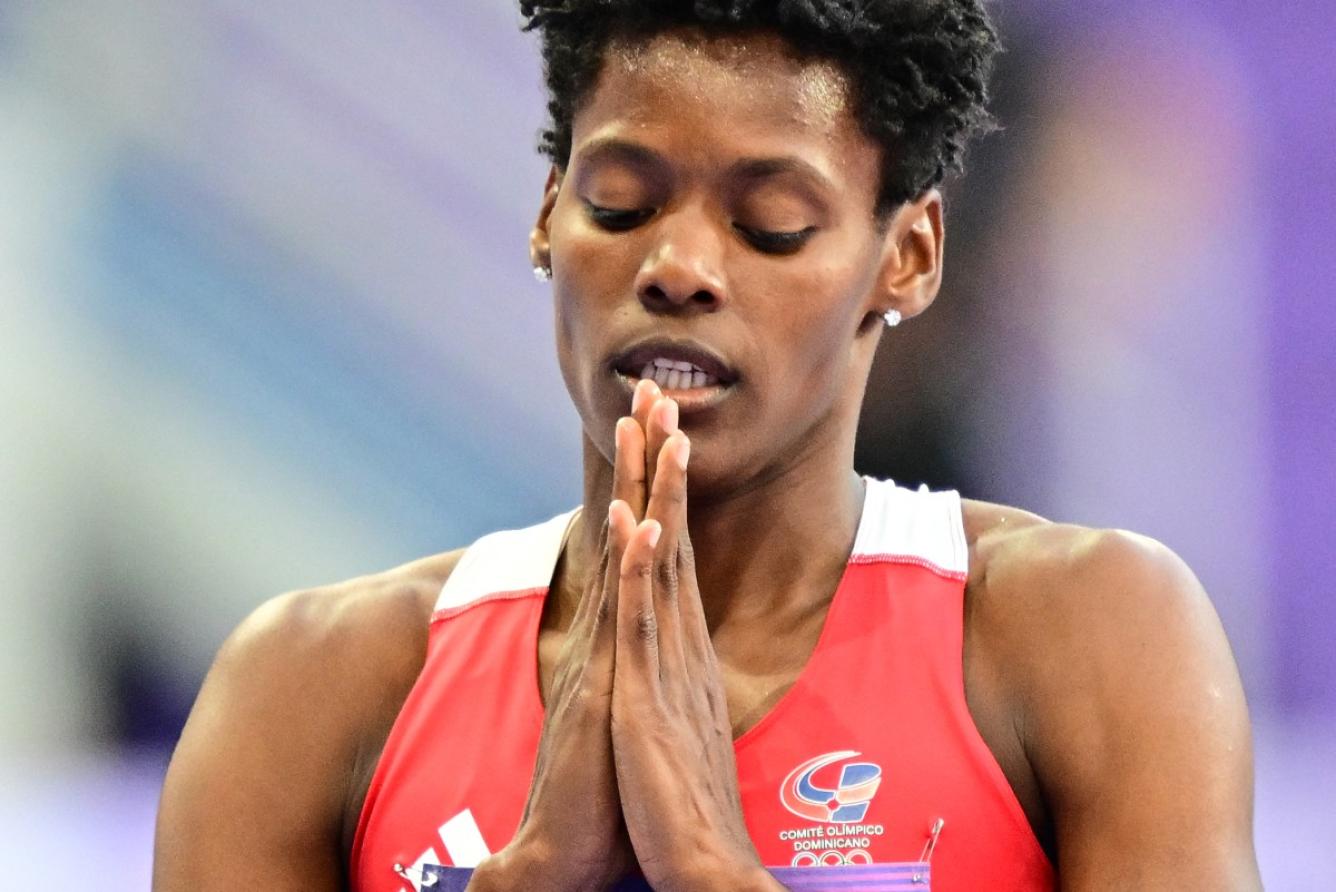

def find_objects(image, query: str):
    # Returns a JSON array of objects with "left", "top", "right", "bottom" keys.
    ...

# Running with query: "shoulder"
[
  {"left": 963, "top": 498, "right": 1204, "bottom": 607},
  {"left": 201, "top": 546, "right": 470, "bottom": 792},
  {"left": 960, "top": 498, "right": 1224, "bottom": 676},
  {"left": 154, "top": 548, "right": 466, "bottom": 887},
  {"left": 220, "top": 548, "right": 464, "bottom": 689},
  {"left": 959, "top": 497, "right": 1232, "bottom": 727},
  {"left": 959, "top": 499, "right": 1258, "bottom": 886}
]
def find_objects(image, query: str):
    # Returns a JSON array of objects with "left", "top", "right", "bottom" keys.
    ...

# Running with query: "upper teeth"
[
  {"left": 639, "top": 357, "right": 719, "bottom": 391},
  {"left": 654, "top": 358, "right": 700, "bottom": 373}
]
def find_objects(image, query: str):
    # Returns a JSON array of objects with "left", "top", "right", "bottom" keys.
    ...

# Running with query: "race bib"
[{"left": 416, "top": 862, "right": 931, "bottom": 890}]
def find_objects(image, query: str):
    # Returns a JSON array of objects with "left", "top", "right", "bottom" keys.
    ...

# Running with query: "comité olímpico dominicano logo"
[{"left": 777, "top": 750, "right": 887, "bottom": 866}]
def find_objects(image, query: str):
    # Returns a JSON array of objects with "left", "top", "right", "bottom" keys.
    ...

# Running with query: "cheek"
[
  {"left": 549, "top": 217, "right": 642, "bottom": 423},
  {"left": 550, "top": 226, "right": 604, "bottom": 352},
  {"left": 551, "top": 216, "right": 634, "bottom": 340},
  {"left": 551, "top": 281, "right": 611, "bottom": 424},
  {"left": 552, "top": 299, "right": 578, "bottom": 392},
  {"left": 760, "top": 262, "right": 871, "bottom": 380}
]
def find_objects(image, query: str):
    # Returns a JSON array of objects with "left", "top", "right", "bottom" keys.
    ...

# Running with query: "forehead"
[
  {"left": 605, "top": 30, "right": 850, "bottom": 128},
  {"left": 570, "top": 30, "right": 878, "bottom": 190}
]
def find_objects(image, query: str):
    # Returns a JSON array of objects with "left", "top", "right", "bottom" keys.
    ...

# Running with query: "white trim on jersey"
[
  {"left": 433, "top": 478, "right": 968, "bottom": 612},
  {"left": 851, "top": 479, "right": 968, "bottom": 581},
  {"left": 433, "top": 509, "right": 578, "bottom": 613}
]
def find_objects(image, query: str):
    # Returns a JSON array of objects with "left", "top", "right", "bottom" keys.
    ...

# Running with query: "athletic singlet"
[{"left": 351, "top": 479, "right": 1054, "bottom": 890}]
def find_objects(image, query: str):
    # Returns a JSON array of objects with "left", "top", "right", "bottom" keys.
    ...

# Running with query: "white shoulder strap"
[
  {"left": 851, "top": 479, "right": 968, "bottom": 581},
  {"left": 434, "top": 509, "right": 579, "bottom": 613}
]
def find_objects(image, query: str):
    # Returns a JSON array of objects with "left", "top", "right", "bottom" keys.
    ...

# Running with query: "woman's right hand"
[{"left": 471, "top": 382, "right": 667, "bottom": 891}]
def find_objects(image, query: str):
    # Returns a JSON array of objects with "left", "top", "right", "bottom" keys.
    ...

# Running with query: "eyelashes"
[
  {"left": 733, "top": 224, "right": 817, "bottom": 255},
  {"left": 586, "top": 204, "right": 654, "bottom": 231},
  {"left": 584, "top": 202, "right": 817, "bottom": 256}
]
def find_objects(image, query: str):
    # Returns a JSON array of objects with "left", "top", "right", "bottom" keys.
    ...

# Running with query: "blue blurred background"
[{"left": 2, "top": 1, "right": 1333, "bottom": 887}]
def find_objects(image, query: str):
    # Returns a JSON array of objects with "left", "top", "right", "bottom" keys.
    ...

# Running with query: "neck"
[{"left": 566, "top": 429, "right": 865, "bottom": 629}]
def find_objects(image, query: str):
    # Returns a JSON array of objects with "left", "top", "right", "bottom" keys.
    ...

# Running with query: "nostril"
[{"left": 638, "top": 280, "right": 722, "bottom": 310}]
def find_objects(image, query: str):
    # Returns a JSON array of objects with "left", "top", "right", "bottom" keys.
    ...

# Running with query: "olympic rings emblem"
[{"left": 790, "top": 848, "right": 874, "bottom": 867}]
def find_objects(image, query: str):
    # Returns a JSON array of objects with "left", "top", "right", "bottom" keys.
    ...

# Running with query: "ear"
[
  {"left": 529, "top": 165, "right": 563, "bottom": 271},
  {"left": 874, "top": 189, "right": 944, "bottom": 321}
]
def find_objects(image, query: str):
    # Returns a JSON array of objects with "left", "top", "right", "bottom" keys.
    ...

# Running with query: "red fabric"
[{"left": 351, "top": 557, "right": 1054, "bottom": 891}]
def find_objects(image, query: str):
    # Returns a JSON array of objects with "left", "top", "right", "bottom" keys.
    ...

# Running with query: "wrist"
[
  {"left": 666, "top": 851, "right": 784, "bottom": 892},
  {"left": 466, "top": 851, "right": 513, "bottom": 892},
  {"left": 468, "top": 843, "right": 547, "bottom": 892},
  {"left": 471, "top": 835, "right": 619, "bottom": 892},
  {"left": 730, "top": 862, "right": 786, "bottom": 892}
]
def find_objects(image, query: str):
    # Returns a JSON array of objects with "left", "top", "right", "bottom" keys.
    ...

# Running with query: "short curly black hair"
[{"left": 519, "top": 0, "right": 1001, "bottom": 216}]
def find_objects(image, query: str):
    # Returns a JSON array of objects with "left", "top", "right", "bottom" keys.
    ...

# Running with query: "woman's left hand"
[{"left": 607, "top": 394, "right": 783, "bottom": 892}]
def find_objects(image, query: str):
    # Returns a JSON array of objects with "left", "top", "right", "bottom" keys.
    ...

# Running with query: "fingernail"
[
  {"left": 675, "top": 434, "right": 690, "bottom": 470},
  {"left": 645, "top": 520, "right": 662, "bottom": 548}
]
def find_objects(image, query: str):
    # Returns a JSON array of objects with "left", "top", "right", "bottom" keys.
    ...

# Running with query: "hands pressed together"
[{"left": 472, "top": 381, "right": 781, "bottom": 892}]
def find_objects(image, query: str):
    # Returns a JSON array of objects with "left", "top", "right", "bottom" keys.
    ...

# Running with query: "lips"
[{"left": 610, "top": 338, "right": 740, "bottom": 392}]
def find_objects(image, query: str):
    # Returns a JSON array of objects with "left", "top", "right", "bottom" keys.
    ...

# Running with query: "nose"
[{"left": 633, "top": 210, "right": 728, "bottom": 314}]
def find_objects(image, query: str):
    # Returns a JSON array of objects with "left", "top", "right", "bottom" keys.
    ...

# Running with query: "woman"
[{"left": 154, "top": 2, "right": 1260, "bottom": 889}]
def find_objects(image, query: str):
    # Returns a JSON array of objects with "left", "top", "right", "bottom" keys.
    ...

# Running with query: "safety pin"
[
  {"left": 393, "top": 862, "right": 440, "bottom": 888},
  {"left": 912, "top": 817, "right": 945, "bottom": 884}
]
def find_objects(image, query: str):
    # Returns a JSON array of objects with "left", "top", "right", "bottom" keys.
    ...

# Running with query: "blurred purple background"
[{"left": 1, "top": 1, "right": 1332, "bottom": 887}]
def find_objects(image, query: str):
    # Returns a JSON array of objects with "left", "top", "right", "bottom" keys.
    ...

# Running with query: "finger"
[
  {"left": 568, "top": 515, "right": 610, "bottom": 632},
  {"left": 645, "top": 432, "right": 689, "bottom": 530},
  {"left": 593, "top": 500, "right": 635, "bottom": 663},
  {"left": 630, "top": 379, "right": 662, "bottom": 512},
  {"left": 630, "top": 380, "right": 662, "bottom": 519},
  {"left": 643, "top": 396, "right": 678, "bottom": 505},
  {"left": 631, "top": 378, "right": 660, "bottom": 435},
  {"left": 676, "top": 528, "right": 711, "bottom": 663},
  {"left": 615, "top": 518, "right": 663, "bottom": 688},
  {"left": 649, "top": 433, "right": 710, "bottom": 658},
  {"left": 612, "top": 415, "right": 648, "bottom": 520},
  {"left": 644, "top": 432, "right": 691, "bottom": 672}
]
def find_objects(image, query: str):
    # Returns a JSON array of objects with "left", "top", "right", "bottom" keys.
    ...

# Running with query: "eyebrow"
[
  {"left": 574, "top": 137, "right": 834, "bottom": 192},
  {"left": 574, "top": 137, "right": 668, "bottom": 175},
  {"left": 728, "top": 156, "right": 830, "bottom": 187}
]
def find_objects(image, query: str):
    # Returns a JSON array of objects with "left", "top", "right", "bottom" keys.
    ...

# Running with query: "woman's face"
[{"left": 535, "top": 30, "right": 934, "bottom": 497}]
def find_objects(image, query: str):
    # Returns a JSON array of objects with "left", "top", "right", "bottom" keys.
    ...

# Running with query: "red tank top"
[{"left": 351, "top": 480, "right": 1054, "bottom": 890}]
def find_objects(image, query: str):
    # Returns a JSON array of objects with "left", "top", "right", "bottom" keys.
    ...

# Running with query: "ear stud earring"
[
  {"left": 883, "top": 308, "right": 903, "bottom": 328},
  {"left": 533, "top": 266, "right": 552, "bottom": 282}
]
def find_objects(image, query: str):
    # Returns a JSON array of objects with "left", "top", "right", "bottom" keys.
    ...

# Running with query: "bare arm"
[
  {"left": 992, "top": 527, "right": 1260, "bottom": 889},
  {"left": 153, "top": 558, "right": 450, "bottom": 890}
]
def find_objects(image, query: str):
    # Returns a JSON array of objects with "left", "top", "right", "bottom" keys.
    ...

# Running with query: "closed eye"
[
  {"left": 734, "top": 224, "right": 818, "bottom": 255},
  {"left": 585, "top": 200, "right": 815, "bottom": 255},
  {"left": 585, "top": 202, "right": 655, "bottom": 232}
]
